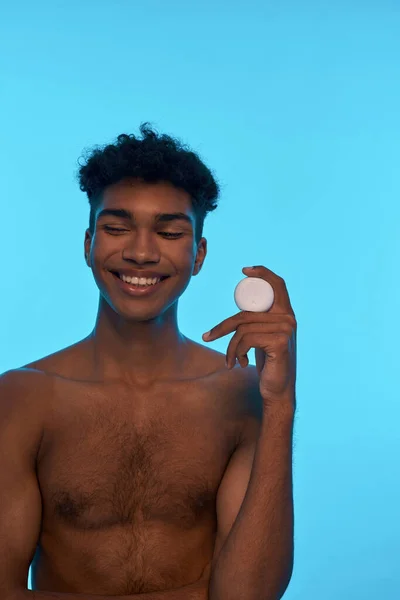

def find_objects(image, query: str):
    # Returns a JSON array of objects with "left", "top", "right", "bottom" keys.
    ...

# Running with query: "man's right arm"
[
  {"left": 0, "top": 369, "right": 45, "bottom": 600},
  {"left": 1, "top": 369, "right": 208, "bottom": 600}
]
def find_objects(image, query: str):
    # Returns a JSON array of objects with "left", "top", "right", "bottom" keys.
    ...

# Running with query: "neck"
[{"left": 88, "top": 297, "right": 189, "bottom": 385}]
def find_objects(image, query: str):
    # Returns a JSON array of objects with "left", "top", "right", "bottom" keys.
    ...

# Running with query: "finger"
[
  {"left": 236, "top": 331, "right": 292, "bottom": 359},
  {"left": 242, "top": 266, "right": 295, "bottom": 317},
  {"left": 233, "top": 331, "right": 292, "bottom": 370},
  {"left": 205, "top": 311, "right": 296, "bottom": 342},
  {"left": 202, "top": 312, "right": 243, "bottom": 341},
  {"left": 228, "top": 332, "right": 266, "bottom": 369},
  {"left": 226, "top": 322, "right": 293, "bottom": 368}
]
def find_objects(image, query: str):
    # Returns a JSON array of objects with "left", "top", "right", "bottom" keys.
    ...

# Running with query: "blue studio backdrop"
[{"left": 1, "top": 2, "right": 399, "bottom": 599}]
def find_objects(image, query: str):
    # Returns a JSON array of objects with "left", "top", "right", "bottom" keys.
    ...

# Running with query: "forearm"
[
  {"left": 209, "top": 402, "right": 295, "bottom": 600},
  {"left": 12, "top": 579, "right": 208, "bottom": 600}
]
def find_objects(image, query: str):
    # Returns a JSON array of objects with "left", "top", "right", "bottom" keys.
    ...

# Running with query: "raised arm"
[{"left": 208, "top": 371, "right": 294, "bottom": 600}]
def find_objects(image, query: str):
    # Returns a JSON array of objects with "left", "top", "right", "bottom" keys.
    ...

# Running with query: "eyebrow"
[{"left": 96, "top": 208, "right": 193, "bottom": 226}]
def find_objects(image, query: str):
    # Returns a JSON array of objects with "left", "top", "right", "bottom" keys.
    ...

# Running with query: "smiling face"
[{"left": 84, "top": 178, "right": 207, "bottom": 321}]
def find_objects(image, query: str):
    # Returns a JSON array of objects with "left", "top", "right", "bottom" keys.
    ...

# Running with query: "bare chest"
[
  {"left": 32, "top": 377, "right": 241, "bottom": 593},
  {"left": 38, "top": 381, "right": 239, "bottom": 529}
]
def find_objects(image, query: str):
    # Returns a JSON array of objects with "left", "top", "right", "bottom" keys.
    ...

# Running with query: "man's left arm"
[
  {"left": 208, "top": 382, "right": 295, "bottom": 600},
  {"left": 201, "top": 264, "right": 297, "bottom": 600}
]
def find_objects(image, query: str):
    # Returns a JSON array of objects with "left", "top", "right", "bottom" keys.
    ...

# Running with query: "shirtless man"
[{"left": 1, "top": 124, "right": 296, "bottom": 600}]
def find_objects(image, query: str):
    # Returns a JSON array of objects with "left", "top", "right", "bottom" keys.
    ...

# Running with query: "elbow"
[
  {"left": 272, "top": 564, "right": 294, "bottom": 600},
  {"left": 261, "top": 560, "right": 295, "bottom": 600}
]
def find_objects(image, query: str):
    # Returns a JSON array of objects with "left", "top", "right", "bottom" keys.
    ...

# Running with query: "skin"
[{"left": 1, "top": 178, "right": 261, "bottom": 596}]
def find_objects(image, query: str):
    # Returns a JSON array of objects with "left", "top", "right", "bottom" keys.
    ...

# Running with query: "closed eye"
[
  {"left": 104, "top": 226, "right": 183, "bottom": 239},
  {"left": 104, "top": 227, "right": 127, "bottom": 233},
  {"left": 159, "top": 232, "right": 184, "bottom": 238}
]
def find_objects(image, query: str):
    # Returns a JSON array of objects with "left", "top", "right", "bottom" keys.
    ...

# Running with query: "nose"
[{"left": 121, "top": 229, "right": 161, "bottom": 264}]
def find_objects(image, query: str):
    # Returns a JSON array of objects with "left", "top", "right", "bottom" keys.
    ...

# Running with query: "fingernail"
[{"left": 203, "top": 331, "right": 211, "bottom": 339}]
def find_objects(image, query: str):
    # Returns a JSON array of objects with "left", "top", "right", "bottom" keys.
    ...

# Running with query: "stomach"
[{"left": 30, "top": 519, "right": 215, "bottom": 595}]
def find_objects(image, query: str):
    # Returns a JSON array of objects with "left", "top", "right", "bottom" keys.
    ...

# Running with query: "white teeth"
[{"left": 120, "top": 275, "right": 160, "bottom": 286}]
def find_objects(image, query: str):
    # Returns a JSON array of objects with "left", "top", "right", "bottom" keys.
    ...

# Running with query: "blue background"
[{"left": 1, "top": 2, "right": 399, "bottom": 598}]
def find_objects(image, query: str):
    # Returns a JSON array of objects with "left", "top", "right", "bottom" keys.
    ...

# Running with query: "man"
[{"left": 0, "top": 123, "right": 297, "bottom": 600}]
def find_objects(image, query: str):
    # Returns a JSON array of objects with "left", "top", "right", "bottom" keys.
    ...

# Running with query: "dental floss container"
[{"left": 234, "top": 277, "right": 274, "bottom": 312}]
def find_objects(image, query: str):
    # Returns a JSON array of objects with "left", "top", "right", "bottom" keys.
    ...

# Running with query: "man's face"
[{"left": 84, "top": 178, "right": 207, "bottom": 321}]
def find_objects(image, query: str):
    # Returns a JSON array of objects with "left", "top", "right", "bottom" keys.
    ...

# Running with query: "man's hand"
[{"left": 202, "top": 265, "right": 297, "bottom": 410}]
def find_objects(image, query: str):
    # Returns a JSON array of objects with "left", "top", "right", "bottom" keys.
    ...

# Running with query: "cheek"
[
  {"left": 177, "top": 252, "right": 198, "bottom": 279},
  {"left": 88, "top": 248, "right": 115, "bottom": 287},
  {"left": 91, "top": 235, "right": 119, "bottom": 262},
  {"left": 90, "top": 248, "right": 106, "bottom": 272},
  {"left": 89, "top": 255, "right": 110, "bottom": 287},
  {"left": 180, "top": 239, "right": 198, "bottom": 261}
]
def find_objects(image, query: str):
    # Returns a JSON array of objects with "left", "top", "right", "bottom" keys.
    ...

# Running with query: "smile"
[{"left": 110, "top": 271, "right": 170, "bottom": 297}]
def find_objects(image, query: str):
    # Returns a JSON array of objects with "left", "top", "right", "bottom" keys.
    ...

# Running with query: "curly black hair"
[{"left": 77, "top": 122, "right": 220, "bottom": 244}]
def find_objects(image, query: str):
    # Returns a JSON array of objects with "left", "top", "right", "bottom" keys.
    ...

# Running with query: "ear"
[
  {"left": 84, "top": 229, "right": 92, "bottom": 267},
  {"left": 193, "top": 237, "right": 207, "bottom": 276}
]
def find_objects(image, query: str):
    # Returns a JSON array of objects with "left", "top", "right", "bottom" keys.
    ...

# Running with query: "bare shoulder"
[
  {"left": 0, "top": 368, "right": 50, "bottom": 461},
  {"left": 190, "top": 342, "right": 263, "bottom": 440},
  {"left": 0, "top": 367, "right": 50, "bottom": 393},
  {"left": 196, "top": 342, "right": 263, "bottom": 418},
  {"left": 202, "top": 348, "right": 263, "bottom": 444},
  {"left": 0, "top": 367, "right": 54, "bottom": 408}
]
